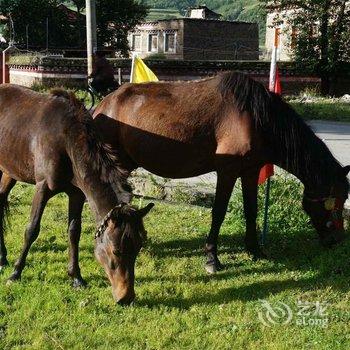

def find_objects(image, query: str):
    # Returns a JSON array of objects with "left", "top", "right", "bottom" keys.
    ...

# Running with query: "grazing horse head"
[
  {"left": 302, "top": 165, "right": 350, "bottom": 247},
  {"left": 94, "top": 203, "right": 154, "bottom": 305}
]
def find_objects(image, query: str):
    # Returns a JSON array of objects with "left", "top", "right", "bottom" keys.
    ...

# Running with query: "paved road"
[
  {"left": 137, "top": 120, "right": 350, "bottom": 206},
  {"left": 308, "top": 120, "right": 350, "bottom": 168}
]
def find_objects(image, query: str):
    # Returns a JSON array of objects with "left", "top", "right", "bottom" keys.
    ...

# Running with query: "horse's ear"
[
  {"left": 343, "top": 165, "right": 350, "bottom": 175},
  {"left": 138, "top": 203, "right": 154, "bottom": 218}
]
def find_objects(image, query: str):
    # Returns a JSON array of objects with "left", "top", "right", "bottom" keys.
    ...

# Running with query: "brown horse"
[
  {"left": 93, "top": 72, "right": 350, "bottom": 273},
  {"left": 0, "top": 85, "right": 153, "bottom": 304}
]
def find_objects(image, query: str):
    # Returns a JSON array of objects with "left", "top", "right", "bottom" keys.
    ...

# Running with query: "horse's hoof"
[
  {"left": 0, "top": 261, "right": 9, "bottom": 273},
  {"left": 205, "top": 260, "right": 224, "bottom": 274},
  {"left": 246, "top": 244, "right": 267, "bottom": 260},
  {"left": 253, "top": 251, "right": 268, "bottom": 261},
  {"left": 250, "top": 248, "right": 268, "bottom": 260},
  {"left": 72, "top": 278, "right": 87, "bottom": 288},
  {"left": 6, "top": 276, "right": 20, "bottom": 286},
  {"left": 7, "top": 271, "right": 21, "bottom": 284}
]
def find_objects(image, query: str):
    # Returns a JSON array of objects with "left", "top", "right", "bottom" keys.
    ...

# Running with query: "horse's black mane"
[
  {"left": 50, "top": 89, "right": 131, "bottom": 195},
  {"left": 219, "top": 72, "right": 349, "bottom": 192}
]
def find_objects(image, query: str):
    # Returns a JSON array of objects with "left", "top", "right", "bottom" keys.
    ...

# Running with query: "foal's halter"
[
  {"left": 304, "top": 195, "right": 344, "bottom": 230},
  {"left": 95, "top": 204, "right": 124, "bottom": 239}
]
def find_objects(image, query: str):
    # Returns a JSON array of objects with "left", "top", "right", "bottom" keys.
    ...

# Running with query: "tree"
[
  {"left": 70, "top": 0, "right": 149, "bottom": 56},
  {"left": 263, "top": 0, "right": 350, "bottom": 95},
  {"left": 96, "top": 0, "right": 148, "bottom": 56},
  {"left": 0, "top": 0, "right": 148, "bottom": 55},
  {"left": 0, "top": 0, "right": 80, "bottom": 48}
]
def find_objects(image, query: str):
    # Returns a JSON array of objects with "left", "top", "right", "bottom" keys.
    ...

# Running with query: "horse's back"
[
  {"left": 94, "top": 77, "right": 246, "bottom": 177},
  {"left": 0, "top": 85, "right": 71, "bottom": 184}
]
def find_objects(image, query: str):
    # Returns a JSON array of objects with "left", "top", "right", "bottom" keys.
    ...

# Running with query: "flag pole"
[
  {"left": 130, "top": 52, "right": 137, "bottom": 83},
  {"left": 261, "top": 30, "right": 279, "bottom": 246}
]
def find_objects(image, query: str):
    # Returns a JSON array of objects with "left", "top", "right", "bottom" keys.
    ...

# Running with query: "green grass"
[
  {"left": 146, "top": 9, "right": 182, "bottom": 21},
  {"left": 290, "top": 100, "right": 350, "bottom": 123},
  {"left": 1, "top": 178, "right": 350, "bottom": 349}
]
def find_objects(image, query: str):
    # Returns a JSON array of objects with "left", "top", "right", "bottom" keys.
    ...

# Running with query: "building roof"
[
  {"left": 186, "top": 5, "right": 222, "bottom": 19},
  {"left": 57, "top": 3, "right": 85, "bottom": 22},
  {"left": 136, "top": 17, "right": 256, "bottom": 27}
]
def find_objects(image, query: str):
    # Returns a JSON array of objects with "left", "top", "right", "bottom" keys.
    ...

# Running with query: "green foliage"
[
  {"left": 0, "top": 179, "right": 350, "bottom": 348},
  {"left": 0, "top": 0, "right": 148, "bottom": 54},
  {"left": 0, "top": 0, "right": 79, "bottom": 48},
  {"left": 95, "top": 0, "right": 148, "bottom": 56},
  {"left": 144, "top": 52, "right": 168, "bottom": 60},
  {"left": 264, "top": 0, "right": 350, "bottom": 95}
]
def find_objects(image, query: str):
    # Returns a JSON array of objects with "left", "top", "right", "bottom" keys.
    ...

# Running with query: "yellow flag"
[{"left": 130, "top": 55, "right": 159, "bottom": 83}]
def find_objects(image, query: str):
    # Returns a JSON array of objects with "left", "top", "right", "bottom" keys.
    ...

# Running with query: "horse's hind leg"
[
  {"left": 66, "top": 186, "right": 86, "bottom": 288},
  {"left": 241, "top": 172, "right": 266, "bottom": 259},
  {"left": 8, "top": 180, "right": 52, "bottom": 282},
  {"left": 205, "top": 172, "right": 237, "bottom": 274},
  {"left": 0, "top": 174, "right": 16, "bottom": 270}
]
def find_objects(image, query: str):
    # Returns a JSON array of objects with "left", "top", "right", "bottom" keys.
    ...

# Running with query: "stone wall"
[
  {"left": 183, "top": 19, "right": 259, "bottom": 60},
  {"left": 7, "top": 56, "right": 350, "bottom": 96}
]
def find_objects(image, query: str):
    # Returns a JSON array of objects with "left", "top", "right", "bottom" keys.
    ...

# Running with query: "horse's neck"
[
  {"left": 82, "top": 176, "right": 118, "bottom": 221},
  {"left": 66, "top": 136, "right": 119, "bottom": 221},
  {"left": 272, "top": 140, "right": 337, "bottom": 191}
]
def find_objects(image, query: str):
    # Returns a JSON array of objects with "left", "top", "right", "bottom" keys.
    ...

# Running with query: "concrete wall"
[
  {"left": 129, "top": 20, "right": 184, "bottom": 60},
  {"left": 183, "top": 19, "right": 259, "bottom": 60}
]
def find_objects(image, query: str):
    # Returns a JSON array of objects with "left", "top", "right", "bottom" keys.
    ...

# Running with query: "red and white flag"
[{"left": 258, "top": 31, "right": 282, "bottom": 185}]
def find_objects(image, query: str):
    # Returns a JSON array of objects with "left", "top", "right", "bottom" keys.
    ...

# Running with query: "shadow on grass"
[
  {"left": 136, "top": 230, "right": 350, "bottom": 308},
  {"left": 137, "top": 274, "right": 349, "bottom": 309}
]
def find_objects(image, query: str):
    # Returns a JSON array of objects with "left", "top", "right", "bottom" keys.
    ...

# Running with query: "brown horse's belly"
[
  {"left": 0, "top": 129, "right": 35, "bottom": 183},
  {"left": 121, "top": 135, "right": 216, "bottom": 178},
  {"left": 0, "top": 145, "right": 35, "bottom": 183}
]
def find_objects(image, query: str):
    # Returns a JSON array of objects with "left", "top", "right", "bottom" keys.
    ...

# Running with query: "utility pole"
[{"left": 86, "top": 0, "right": 97, "bottom": 77}]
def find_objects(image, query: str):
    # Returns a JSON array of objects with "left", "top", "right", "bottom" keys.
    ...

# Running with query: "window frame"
[
  {"left": 147, "top": 33, "right": 159, "bottom": 53},
  {"left": 131, "top": 34, "right": 141, "bottom": 51},
  {"left": 164, "top": 32, "right": 177, "bottom": 53}
]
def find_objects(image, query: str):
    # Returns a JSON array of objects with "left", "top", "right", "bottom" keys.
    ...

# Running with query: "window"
[
  {"left": 148, "top": 34, "right": 158, "bottom": 52},
  {"left": 131, "top": 34, "right": 141, "bottom": 51},
  {"left": 165, "top": 33, "right": 176, "bottom": 53}
]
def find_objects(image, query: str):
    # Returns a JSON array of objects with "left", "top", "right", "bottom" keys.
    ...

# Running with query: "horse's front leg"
[
  {"left": 205, "top": 173, "right": 237, "bottom": 274},
  {"left": 66, "top": 187, "right": 86, "bottom": 288},
  {"left": 8, "top": 180, "right": 53, "bottom": 282},
  {"left": 241, "top": 172, "right": 266, "bottom": 259}
]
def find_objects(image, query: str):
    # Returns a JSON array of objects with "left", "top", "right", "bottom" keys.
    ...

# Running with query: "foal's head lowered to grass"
[{"left": 94, "top": 203, "right": 154, "bottom": 305}]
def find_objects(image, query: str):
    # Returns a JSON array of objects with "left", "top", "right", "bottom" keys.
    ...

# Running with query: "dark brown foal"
[{"left": 0, "top": 86, "right": 153, "bottom": 304}]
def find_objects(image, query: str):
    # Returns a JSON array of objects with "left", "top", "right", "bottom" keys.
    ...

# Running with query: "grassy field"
[
  {"left": 290, "top": 99, "right": 350, "bottom": 123},
  {"left": 146, "top": 9, "right": 182, "bottom": 21},
  {"left": 0, "top": 177, "right": 350, "bottom": 349}
]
